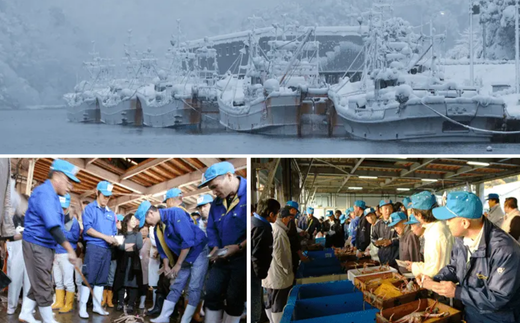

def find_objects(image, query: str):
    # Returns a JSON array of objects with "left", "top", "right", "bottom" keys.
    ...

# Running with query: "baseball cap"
[
  {"left": 388, "top": 211, "right": 407, "bottom": 227},
  {"left": 163, "top": 188, "right": 182, "bottom": 202},
  {"left": 197, "top": 194, "right": 213, "bottom": 207},
  {"left": 51, "top": 159, "right": 80, "bottom": 183},
  {"left": 97, "top": 181, "right": 114, "bottom": 197},
  {"left": 432, "top": 191, "right": 483, "bottom": 220},
  {"left": 198, "top": 162, "right": 235, "bottom": 188},
  {"left": 411, "top": 191, "right": 437, "bottom": 210},
  {"left": 379, "top": 199, "right": 393, "bottom": 207},
  {"left": 59, "top": 193, "right": 71, "bottom": 209}
]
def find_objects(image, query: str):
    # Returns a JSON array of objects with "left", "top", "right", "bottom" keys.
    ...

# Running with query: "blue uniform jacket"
[
  {"left": 155, "top": 207, "right": 208, "bottom": 264},
  {"left": 56, "top": 217, "right": 80, "bottom": 254},
  {"left": 82, "top": 200, "right": 117, "bottom": 248},
  {"left": 349, "top": 216, "right": 360, "bottom": 246},
  {"left": 434, "top": 217, "right": 520, "bottom": 321},
  {"left": 206, "top": 176, "right": 247, "bottom": 249},
  {"left": 23, "top": 180, "right": 64, "bottom": 249}
]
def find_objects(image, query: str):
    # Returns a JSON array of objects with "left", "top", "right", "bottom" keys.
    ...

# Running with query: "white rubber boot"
[
  {"left": 78, "top": 285, "right": 90, "bottom": 319},
  {"left": 148, "top": 289, "right": 157, "bottom": 311},
  {"left": 150, "top": 299, "right": 176, "bottom": 323},
  {"left": 270, "top": 312, "right": 283, "bottom": 323},
  {"left": 139, "top": 295, "right": 146, "bottom": 309},
  {"left": 223, "top": 313, "right": 242, "bottom": 323},
  {"left": 181, "top": 304, "right": 198, "bottom": 323},
  {"left": 205, "top": 309, "right": 223, "bottom": 323},
  {"left": 265, "top": 308, "right": 274, "bottom": 323},
  {"left": 38, "top": 306, "right": 58, "bottom": 323},
  {"left": 18, "top": 297, "right": 41, "bottom": 323},
  {"left": 92, "top": 286, "right": 109, "bottom": 315}
]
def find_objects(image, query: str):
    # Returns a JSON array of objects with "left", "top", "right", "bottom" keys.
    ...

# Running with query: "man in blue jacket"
[
  {"left": 418, "top": 191, "right": 520, "bottom": 323},
  {"left": 79, "top": 181, "right": 119, "bottom": 319},
  {"left": 199, "top": 161, "right": 247, "bottom": 323},
  {"left": 19, "top": 159, "right": 79, "bottom": 323},
  {"left": 139, "top": 200, "right": 209, "bottom": 323},
  {"left": 51, "top": 193, "right": 81, "bottom": 314}
]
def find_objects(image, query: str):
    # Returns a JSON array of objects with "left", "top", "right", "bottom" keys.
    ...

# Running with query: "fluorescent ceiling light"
[
  {"left": 394, "top": 157, "right": 408, "bottom": 159},
  {"left": 359, "top": 176, "right": 378, "bottom": 179},
  {"left": 421, "top": 179, "right": 438, "bottom": 182},
  {"left": 348, "top": 187, "right": 363, "bottom": 190},
  {"left": 397, "top": 188, "right": 411, "bottom": 191},
  {"left": 467, "top": 161, "right": 490, "bottom": 167}
]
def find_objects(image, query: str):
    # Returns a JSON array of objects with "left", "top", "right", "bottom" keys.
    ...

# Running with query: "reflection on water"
[{"left": 0, "top": 108, "right": 518, "bottom": 154}]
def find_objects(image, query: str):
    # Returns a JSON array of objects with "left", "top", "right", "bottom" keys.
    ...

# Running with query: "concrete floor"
[{"left": 0, "top": 293, "right": 179, "bottom": 323}]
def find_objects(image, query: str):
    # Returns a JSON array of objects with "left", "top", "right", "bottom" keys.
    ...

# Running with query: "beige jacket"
[
  {"left": 262, "top": 219, "right": 294, "bottom": 290},
  {"left": 411, "top": 221, "right": 453, "bottom": 278},
  {"left": 502, "top": 209, "right": 520, "bottom": 234}
]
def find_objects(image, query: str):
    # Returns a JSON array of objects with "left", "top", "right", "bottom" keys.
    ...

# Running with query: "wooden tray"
[
  {"left": 342, "top": 258, "right": 379, "bottom": 270},
  {"left": 376, "top": 298, "right": 462, "bottom": 323},
  {"left": 364, "top": 288, "right": 425, "bottom": 310},
  {"left": 354, "top": 271, "right": 401, "bottom": 292}
]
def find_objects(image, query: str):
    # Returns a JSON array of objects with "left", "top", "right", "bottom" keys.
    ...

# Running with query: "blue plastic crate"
[
  {"left": 306, "top": 248, "right": 335, "bottom": 259},
  {"left": 293, "top": 292, "right": 373, "bottom": 320},
  {"left": 297, "top": 280, "right": 357, "bottom": 299},
  {"left": 296, "top": 261, "right": 343, "bottom": 278},
  {"left": 291, "top": 309, "right": 379, "bottom": 323},
  {"left": 315, "top": 237, "right": 326, "bottom": 246}
]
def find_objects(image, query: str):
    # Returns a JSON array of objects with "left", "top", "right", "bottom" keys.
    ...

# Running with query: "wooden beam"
[
  {"left": 57, "top": 158, "right": 147, "bottom": 193},
  {"left": 86, "top": 158, "right": 98, "bottom": 165},
  {"left": 198, "top": 158, "right": 222, "bottom": 167},
  {"left": 25, "top": 159, "right": 36, "bottom": 196},
  {"left": 145, "top": 158, "right": 247, "bottom": 196},
  {"left": 120, "top": 158, "right": 172, "bottom": 180}
]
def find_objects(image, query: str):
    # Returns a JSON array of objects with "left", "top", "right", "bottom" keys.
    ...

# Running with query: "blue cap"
[
  {"left": 116, "top": 214, "right": 124, "bottom": 222},
  {"left": 432, "top": 191, "right": 483, "bottom": 220},
  {"left": 307, "top": 207, "right": 314, "bottom": 214},
  {"left": 364, "top": 207, "right": 376, "bottom": 216},
  {"left": 402, "top": 197, "right": 412, "bottom": 209},
  {"left": 354, "top": 200, "right": 366, "bottom": 209},
  {"left": 486, "top": 193, "right": 499, "bottom": 200},
  {"left": 286, "top": 201, "right": 300, "bottom": 212},
  {"left": 388, "top": 211, "right": 408, "bottom": 227},
  {"left": 379, "top": 199, "right": 393, "bottom": 207},
  {"left": 346, "top": 207, "right": 354, "bottom": 214},
  {"left": 404, "top": 213, "right": 420, "bottom": 225},
  {"left": 97, "top": 181, "right": 114, "bottom": 197},
  {"left": 135, "top": 200, "right": 152, "bottom": 227},
  {"left": 163, "top": 188, "right": 182, "bottom": 202},
  {"left": 51, "top": 159, "right": 80, "bottom": 183},
  {"left": 59, "top": 194, "right": 71, "bottom": 209},
  {"left": 339, "top": 214, "right": 347, "bottom": 224},
  {"left": 411, "top": 191, "right": 437, "bottom": 210},
  {"left": 198, "top": 162, "right": 235, "bottom": 188},
  {"left": 327, "top": 210, "right": 334, "bottom": 217},
  {"left": 197, "top": 194, "right": 213, "bottom": 207}
]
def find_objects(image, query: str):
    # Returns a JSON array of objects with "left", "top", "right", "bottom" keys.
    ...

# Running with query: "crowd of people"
[
  {"left": 1, "top": 159, "right": 247, "bottom": 323},
  {"left": 251, "top": 190, "right": 520, "bottom": 323}
]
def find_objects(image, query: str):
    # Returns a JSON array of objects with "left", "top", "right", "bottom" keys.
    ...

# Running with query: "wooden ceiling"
[{"left": 11, "top": 157, "right": 247, "bottom": 213}]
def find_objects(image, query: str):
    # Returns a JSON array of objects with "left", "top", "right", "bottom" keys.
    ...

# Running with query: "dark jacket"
[
  {"left": 398, "top": 226, "right": 422, "bottom": 273},
  {"left": 287, "top": 218, "right": 302, "bottom": 276},
  {"left": 326, "top": 219, "right": 344, "bottom": 248},
  {"left": 306, "top": 216, "right": 321, "bottom": 236},
  {"left": 371, "top": 219, "right": 399, "bottom": 268},
  {"left": 355, "top": 215, "right": 372, "bottom": 251},
  {"left": 434, "top": 218, "right": 520, "bottom": 322},
  {"left": 113, "top": 231, "right": 143, "bottom": 291},
  {"left": 251, "top": 214, "right": 273, "bottom": 280}
]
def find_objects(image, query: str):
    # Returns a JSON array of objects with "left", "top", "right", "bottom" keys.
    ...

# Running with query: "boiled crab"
[{"left": 386, "top": 300, "right": 449, "bottom": 323}]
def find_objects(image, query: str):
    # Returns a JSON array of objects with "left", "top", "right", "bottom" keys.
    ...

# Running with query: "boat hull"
[
  {"left": 337, "top": 100, "right": 505, "bottom": 142},
  {"left": 218, "top": 94, "right": 342, "bottom": 137},
  {"left": 138, "top": 95, "right": 223, "bottom": 129},
  {"left": 99, "top": 98, "right": 143, "bottom": 126},
  {"left": 66, "top": 99, "right": 100, "bottom": 123}
]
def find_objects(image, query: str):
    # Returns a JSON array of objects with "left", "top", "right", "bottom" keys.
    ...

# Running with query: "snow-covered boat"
[
  {"left": 137, "top": 34, "right": 221, "bottom": 128},
  {"left": 98, "top": 83, "right": 143, "bottom": 125},
  {"left": 329, "top": 10, "right": 506, "bottom": 142},
  {"left": 64, "top": 85, "right": 100, "bottom": 123},
  {"left": 217, "top": 28, "right": 341, "bottom": 136}
]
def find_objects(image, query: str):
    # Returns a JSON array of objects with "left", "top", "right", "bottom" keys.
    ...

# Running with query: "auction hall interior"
[{"left": 251, "top": 157, "right": 520, "bottom": 323}]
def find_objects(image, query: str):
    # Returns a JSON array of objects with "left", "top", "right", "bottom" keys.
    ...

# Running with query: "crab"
[{"left": 387, "top": 300, "right": 449, "bottom": 323}]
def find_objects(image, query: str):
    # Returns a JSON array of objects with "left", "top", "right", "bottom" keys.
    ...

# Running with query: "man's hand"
[
  {"left": 168, "top": 263, "right": 182, "bottom": 279},
  {"left": 415, "top": 274, "right": 434, "bottom": 289},
  {"left": 208, "top": 247, "right": 220, "bottom": 262},
  {"left": 105, "top": 236, "right": 118, "bottom": 246},
  {"left": 68, "top": 249, "right": 78, "bottom": 267},
  {"left": 222, "top": 244, "right": 240, "bottom": 258},
  {"left": 432, "top": 281, "right": 457, "bottom": 298}
]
